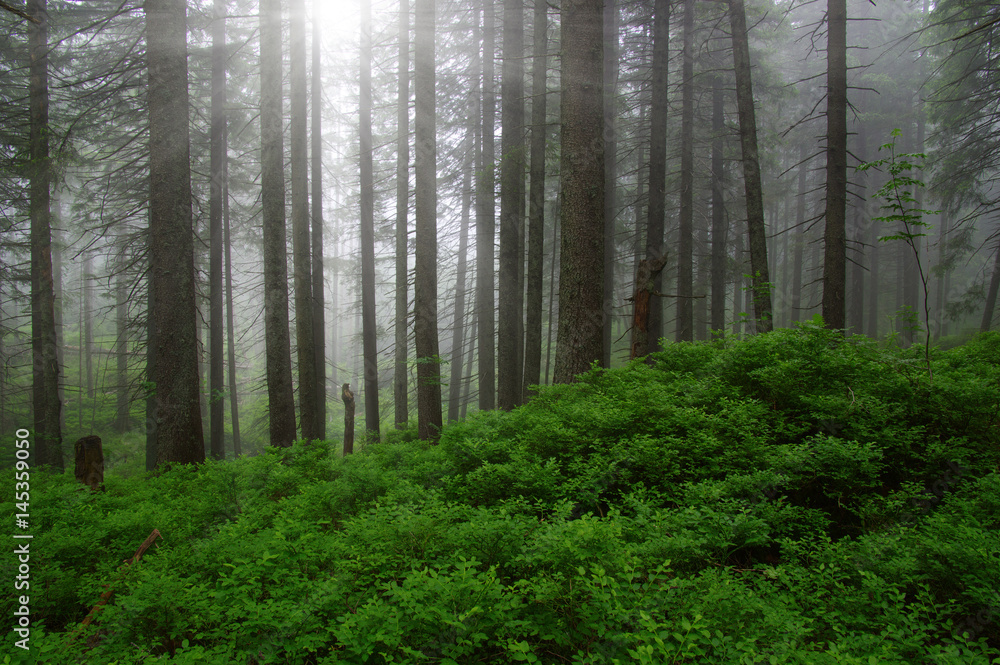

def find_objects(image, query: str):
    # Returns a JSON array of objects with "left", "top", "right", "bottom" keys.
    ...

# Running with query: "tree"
[
  {"left": 498, "top": 0, "right": 525, "bottom": 411},
  {"left": 729, "top": 0, "right": 772, "bottom": 333},
  {"left": 676, "top": 0, "right": 694, "bottom": 342},
  {"left": 359, "top": 0, "right": 381, "bottom": 439},
  {"left": 821, "top": 0, "right": 847, "bottom": 330},
  {"left": 523, "top": 0, "right": 548, "bottom": 396},
  {"left": 414, "top": 0, "right": 443, "bottom": 439},
  {"left": 145, "top": 0, "right": 205, "bottom": 466},
  {"left": 476, "top": 0, "right": 497, "bottom": 411},
  {"left": 709, "top": 68, "right": 727, "bottom": 334},
  {"left": 394, "top": 0, "right": 410, "bottom": 429},
  {"left": 208, "top": 0, "right": 226, "bottom": 460},
  {"left": 644, "top": 0, "right": 669, "bottom": 354},
  {"left": 260, "top": 0, "right": 296, "bottom": 447},
  {"left": 601, "top": 0, "right": 616, "bottom": 367},
  {"left": 553, "top": 0, "right": 604, "bottom": 383},
  {"left": 311, "top": 4, "right": 327, "bottom": 441}
]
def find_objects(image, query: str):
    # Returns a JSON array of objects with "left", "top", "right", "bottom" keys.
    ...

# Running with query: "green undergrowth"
[{"left": 3, "top": 327, "right": 999, "bottom": 664}]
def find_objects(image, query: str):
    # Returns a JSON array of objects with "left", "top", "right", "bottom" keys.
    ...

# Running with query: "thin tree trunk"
[
  {"left": 290, "top": 0, "right": 318, "bottom": 440},
  {"left": 394, "top": 0, "right": 410, "bottom": 429},
  {"left": 460, "top": 309, "right": 477, "bottom": 418},
  {"left": 448, "top": 125, "right": 474, "bottom": 422},
  {"left": 223, "top": 125, "right": 241, "bottom": 455},
  {"left": 676, "top": 0, "right": 694, "bottom": 341},
  {"left": 414, "top": 0, "right": 444, "bottom": 439},
  {"left": 115, "top": 258, "right": 128, "bottom": 433},
  {"left": 645, "top": 0, "right": 669, "bottom": 352},
  {"left": 710, "top": 71, "right": 727, "bottom": 334},
  {"left": 260, "top": 0, "right": 297, "bottom": 447},
  {"left": 729, "top": 0, "right": 772, "bottom": 333},
  {"left": 791, "top": 146, "right": 806, "bottom": 322},
  {"left": 981, "top": 235, "right": 1000, "bottom": 332},
  {"left": 936, "top": 209, "right": 948, "bottom": 339},
  {"left": 146, "top": 0, "right": 205, "bottom": 465},
  {"left": 821, "top": 0, "right": 847, "bottom": 330},
  {"left": 83, "top": 252, "right": 94, "bottom": 398},
  {"left": 553, "top": 0, "right": 604, "bottom": 383},
  {"left": 601, "top": 0, "right": 617, "bottom": 367},
  {"left": 544, "top": 200, "right": 558, "bottom": 383},
  {"left": 524, "top": 0, "right": 548, "bottom": 396},
  {"left": 311, "top": 8, "right": 327, "bottom": 440},
  {"left": 208, "top": 0, "right": 227, "bottom": 460},
  {"left": 360, "top": 0, "right": 381, "bottom": 440},
  {"left": 476, "top": 0, "right": 497, "bottom": 411}
]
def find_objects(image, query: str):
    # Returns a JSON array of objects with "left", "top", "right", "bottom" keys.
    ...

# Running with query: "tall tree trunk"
[
  {"left": 83, "top": 252, "right": 94, "bottom": 398},
  {"left": 223, "top": 126, "right": 241, "bottom": 455},
  {"left": 544, "top": 200, "right": 558, "bottom": 382},
  {"left": 208, "top": 0, "right": 227, "bottom": 460},
  {"left": 477, "top": 0, "right": 497, "bottom": 410},
  {"left": 553, "top": 0, "right": 604, "bottom": 383},
  {"left": 311, "top": 8, "right": 327, "bottom": 440},
  {"left": 601, "top": 0, "right": 617, "bottom": 366},
  {"left": 394, "top": 0, "right": 410, "bottom": 428},
  {"left": 448, "top": 135, "right": 474, "bottom": 422},
  {"left": 732, "top": 223, "right": 744, "bottom": 336},
  {"left": 460, "top": 310, "right": 477, "bottom": 418},
  {"left": 524, "top": 0, "right": 548, "bottom": 396},
  {"left": 498, "top": 0, "right": 525, "bottom": 411},
  {"left": 710, "top": 71, "right": 727, "bottom": 334},
  {"left": 290, "top": 0, "right": 318, "bottom": 440},
  {"left": 729, "top": 0, "right": 772, "bottom": 333},
  {"left": 791, "top": 145, "right": 807, "bottom": 322},
  {"left": 644, "top": 0, "right": 669, "bottom": 353},
  {"left": 29, "top": 0, "right": 61, "bottom": 469},
  {"left": 414, "top": 0, "right": 444, "bottom": 439},
  {"left": 360, "top": 0, "right": 381, "bottom": 440},
  {"left": 676, "top": 0, "right": 695, "bottom": 341},
  {"left": 146, "top": 253, "right": 156, "bottom": 470},
  {"left": 115, "top": 255, "right": 129, "bottom": 433},
  {"left": 936, "top": 209, "right": 948, "bottom": 339},
  {"left": 821, "top": 0, "right": 847, "bottom": 330},
  {"left": 260, "top": 0, "right": 296, "bottom": 447},
  {"left": 146, "top": 0, "right": 205, "bottom": 466},
  {"left": 981, "top": 235, "right": 1000, "bottom": 332}
]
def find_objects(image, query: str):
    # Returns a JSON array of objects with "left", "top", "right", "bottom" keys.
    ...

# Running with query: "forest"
[{"left": 1, "top": 0, "right": 1000, "bottom": 661}]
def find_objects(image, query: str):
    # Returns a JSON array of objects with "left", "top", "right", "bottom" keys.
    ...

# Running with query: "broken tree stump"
[{"left": 74, "top": 435, "right": 104, "bottom": 490}]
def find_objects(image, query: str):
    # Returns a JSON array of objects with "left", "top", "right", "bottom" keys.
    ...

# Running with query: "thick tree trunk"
[
  {"left": 414, "top": 0, "right": 444, "bottom": 439},
  {"left": 822, "top": 0, "right": 848, "bottom": 330},
  {"left": 729, "top": 0, "right": 772, "bottom": 333},
  {"left": 553, "top": 0, "right": 604, "bottom": 383},
  {"left": 394, "top": 0, "right": 410, "bottom": 429},
  {"left": 146, "top": 0, "right": 205, "bottom": 466},
  {"left": 645, "top": 0, "right": 669, "bottom": 351},
  {"left": 311, "top": 10, "right": 327, "bottom": 440},
  {"left": 260, "top": 0, "right": 297, "bottom": 447},
  {"left": 360, "top": 0, "right": 381, "bottom": 440},
  {"left": 524, "top": 0, "right": 548, "bottom": 396},
  {"left": 676, "top": 0, "right": 695, "bottom": 341},
  {"left": 476, "top": 0, "right": 497, "bottom": 411},
  {"left": 209, "top": 0, "right": 226, "bottom": 460},
  {"left": 498, "top": 0, "right": 525, "bottom": 411},
  {"left": 341, "top": 383, "right": 354, "bottom": 455},
  {"left": 601, "top": 0, "right": 617, "bottom": 367},
  {"left": 290, "top": 0, "right": 318, "bottom": 440}
]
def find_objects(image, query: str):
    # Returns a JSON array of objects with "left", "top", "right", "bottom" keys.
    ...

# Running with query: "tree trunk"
[
  {"left": 260, "top": 0, "right": 297, "bottom": 447},
  {"left": 311, "top": 8, "right": 327, "bottom": 440},
  {"left": 394, "top": 0, "right": 410, "bottom": 429},
  {"left": 290, "top": 0, "right": 318, "bottom": 441},
  {"left": 645, "top": 0, "right": 669, "bottom": 352},
  {"left": 729, "top": 0, "right": 772, "bottom": 333},
  {"left": 710, "top": 71, "right": 727, "bottom": 335},
  {"left": 223, "top": 125, "right": 241, "bottom": 456},
  {"left": 448, "top": 123, "right": 475, "bottom": 422},
  {"left": 476, "top": 0, "right": 497, "bottom": 411},
  {"left": 115, "top": 259, "right": 129, "bottom": 433},
  {"left": 676, "top": 0, "right": 695, "bottom": 342},
  {"left": 981, "top": 235, "right": 1000, "bottom": 332},
  {"left": 414, "top": 0, "right": 444, "bottom": 439},
  {"left": 601, "top": 0, "right": 617, "bottom": 367},
  {"left": 208, "top": 0, "right": 227, "bottom": 460},
  {"left": 498, "top": 0, "right": 525, "bottom": 411},
  {"left": 83, "top": 252, "right": 94, "bottom": 398},
  {"left": 360, "top": 0, "right": 381, "bottom": 440},
  {"left": 341, "top": 383, "right": 354, "bottom": 455},
  {"left": 821, "top": 0, "right": 847, "bottom": 330},
  {"left": 146, "top": 0, "right": 205, "bottom": 465},
  {"left": 553, "top": 0, "right": 604, "bottom": 383},
  {"left": 524, "top": 0, "right": 548, "bottom": 396},
  {"left": 544, "top": 199, "right": 559, "bottom": 382}
]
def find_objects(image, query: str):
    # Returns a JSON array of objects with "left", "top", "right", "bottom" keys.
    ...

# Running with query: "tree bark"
[
  {"left": 601, "top": 0, "right": 617, "bottom": 367},
  {"left": 394, "top": 0, "right": 410, "bottom": 429},
  {"left": 729, "top": 0, "right": 772, "bottom": 333},
  {"left": 645, "top": 0, "right": 669, "bottom": 351},
  {"left": 553, "top": 0, "right": 604, "bottom": 383},
  {"left": 476, "top": 0, "right": 497, "bottom": 411},
  {"left": 524, "top": 0, "right": 548, "bottom": 396},
  {"left": 448, "top": 124, "right": 475, "bottom": 422},
  {"left": 341, "top": 383, "right": 354, "bottom": 455},
  {"left": 414, "top": 0, "right": 444, "bottom": 439},
  {"left": 821, "top": 0, "right": 847, "bottom": 330},
  {"left": 115, "top": 257, "right": 129, "bottom": 433},
  {"left": 676, "top": 0, "right": 695, "bottom": 342},
  {"left": 710, "top": 71, "right": 727, "bottom": 335},
  {"left": 981, "top": 235, "right": 1000, "bottom": 332},
  {"left": 209, "top": 0, "right": 226, "bottom": 460},
  {"left": 359, "top": 0, "right": 381, "bottom": 440},
  {"left": 223, "top": 125, "right": 241, "bottom": 455},
  {"left": 29, "top": 0, "right": 61, "bottom": 469},
  {"left": 260, "top": 0, "right": 297, "bottom": 447},
  {"left": 311, "top": 8, "right": 327, "bottom": 440},
  {"left": 146, "top": 0, "right": 205, "bottom": 466}
]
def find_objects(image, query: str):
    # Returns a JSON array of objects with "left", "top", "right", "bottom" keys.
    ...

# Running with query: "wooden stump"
[
  {"left": 341, "top": 383, "right": 355, "bottom": 456},
  {"left": 74, "top": 435, "right": 104, "bottom": 490}
]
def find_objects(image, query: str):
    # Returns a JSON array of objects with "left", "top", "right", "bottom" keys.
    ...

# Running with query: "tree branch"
[{"left": 0, "top": 1, "right": 41, "bottom": 24}]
